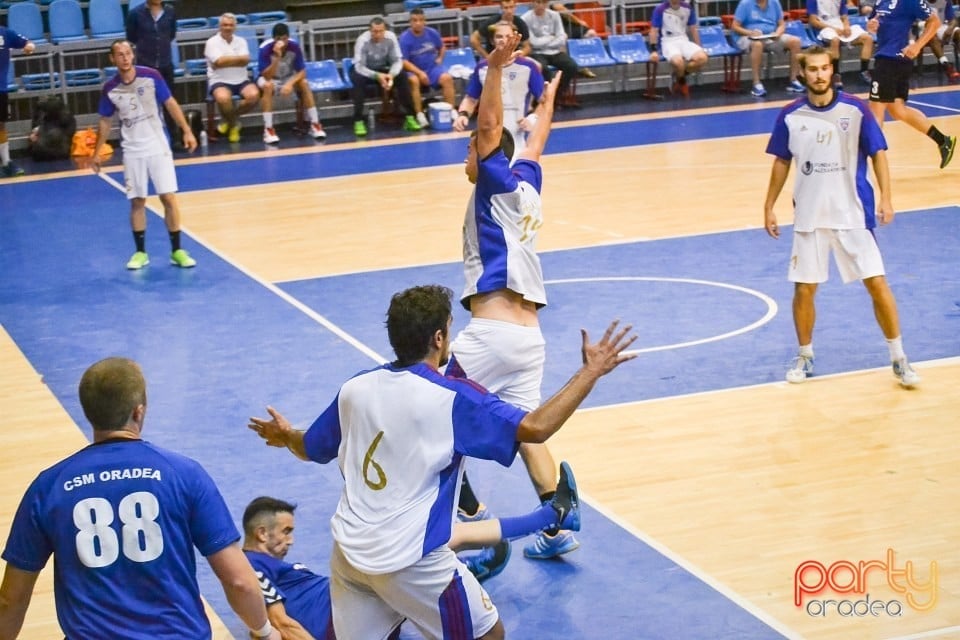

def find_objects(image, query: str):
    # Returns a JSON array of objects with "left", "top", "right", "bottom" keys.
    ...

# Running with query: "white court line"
[
  {"left": 909, "top": 100, "right": 960, "bottom": 115},
  {"left": 882, "top": 626, "right": 960, "bottom": 640},
  {"left": 96, "top": 171, "right": 389, "bottom": 367}
]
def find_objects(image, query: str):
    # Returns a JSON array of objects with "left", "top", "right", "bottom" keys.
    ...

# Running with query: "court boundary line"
[{"left": 882, "top": 626, "right": 960, "bottom": 640}]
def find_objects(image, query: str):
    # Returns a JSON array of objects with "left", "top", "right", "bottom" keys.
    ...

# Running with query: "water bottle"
[
  {"left": 199, "top": 130, "right": 208, "bottom": 148},
  {"left": 367, "top": 108, "right": 376, "bottom": 131}
]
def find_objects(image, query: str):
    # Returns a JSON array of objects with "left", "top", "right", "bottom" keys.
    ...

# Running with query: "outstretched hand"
[
  {"left": 541, "top": 71, "right": 563, "bottom": 108},
  {"left": 248, "top": 406, "right": 293, "bottom": 448},
  {"left": 580, "top": 320, "right": 638, "bottom": 376}
]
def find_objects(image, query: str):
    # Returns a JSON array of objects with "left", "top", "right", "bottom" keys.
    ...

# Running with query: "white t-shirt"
[{"left": 205, "top": 33, "right": 250, "bottom": 85}]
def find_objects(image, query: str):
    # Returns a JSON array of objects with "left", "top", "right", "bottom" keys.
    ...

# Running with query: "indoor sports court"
[{"left": 1, "top": 85, "right": 959, "bottom": 639}]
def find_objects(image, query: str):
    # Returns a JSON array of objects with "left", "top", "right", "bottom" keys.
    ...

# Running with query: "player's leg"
[
  {"left": 294, "top": 77, "right": 325, "bottom": 139},
  {"left": 211, "top": 84, "right": 237, "bottom": 128},
  {"left": 438, "top": 71, "right": 456, "bottom": 107},
  {"left": 391, "top": 73, "right": 421, "bottom": 131},
  {"left": 747, "top": 40, "right": 766, "bottom": 95},
  {"left": 349, "top": 68, "right": 370, "bottom": 136},
  {"left": 857, "top": 33, "right": 874, "bottom": 82},
  {"left": 258, "top": 78, "right": 279, "bottom": 143},
  {"left": 123, "top": 157, "right": 150, "bottom": 269},
  {"left": 0, "top": 94, "right": 23, "bottom": 177},
  {"left": 783, "top": 35, "right": 804, "bottom": 91},
  {"left": 407, "top": 72, "right": 425, "bottom": 117},
  {"left": 328, "top": 542, "right": 406, "bottom": 639},
  {"left": 785, "top": 230, "right": 826, "bottom": 382},
  {"left": 151, "top": 154, "right": 195, "bottom": 267},
  {"left": 236, "top": 81, "right": 261, "bottom": 116}
]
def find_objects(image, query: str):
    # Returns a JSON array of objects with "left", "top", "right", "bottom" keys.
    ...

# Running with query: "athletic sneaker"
[
  {"left": 751, "top": 83, "right": 767, "bottom": 97},
  {"left": 217, "top": 121, "right": 229, "bottom": 136},
  {"left": 947, "top": 64, "right": 960, "bottom": 82},
  {"left": 457, "top": 502, "right": 490, "bottom": 523},
  {"left": 309, "top": 122, "right": 327, "bottom": 139},
  {"left": 415, "top": 111, "right": 430, "bottom": 128},
  {"left": 786, "top": 79, "right": 805, "bottom": 93},
  {"left": 524, "top": 530, "right": 580, "bottom": 559},
  {"left": 354, "top": 120, "right": 367, "bottom": 137},
  {"left": 939, "top": 136, "right": 956, "bottom": 169},
  {"left": 892, "top": 358, "right": 920, "bottom": 388},
  {"left": 403, "top": 114, "right": 422, "bottom": 132},
  {"left": 786, "top": 354, "right": 814, "bottom": 383},
  {"left": 2, "top": 162, "right": 25, "bottom": 177},
  {"left": 464, "top": 541, "right": 511, "bottom": 583},
  {"left": 263, "top": 127, "right": 279, "bottom": 144},
  {"left": 126, "top": 251, "right": 150, "bottom": 270},
  {"left": 550, "top": 461, "right": 581, "bottom": 532},
  {"left": 170, "top": 249, "right": 197, "bottom": 268},
  {"left": 228, "top": 124, "right": 241, "bottom": 143}
]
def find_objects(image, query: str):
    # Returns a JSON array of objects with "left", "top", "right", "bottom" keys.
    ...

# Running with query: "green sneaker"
[
  {"left": 228, "top": 125, "right": 242, "bottom": 143},
  {"left": 403, "top": 115, "right": 422, "bottom": 132},
  {"left": 1, "top": 162, "right": 25, "bottom": 177},
  {"left": 126, "top": 251, "right": 150, "bottom": 270},
  {"left": 170, "top": 249, "right": 197, "bottom": 268},
  {"left": 217, "top": 121, "right": 230, "bottom": 136},
  {"left": 354, "top": 120, "right": 367, "bottom": 137}
]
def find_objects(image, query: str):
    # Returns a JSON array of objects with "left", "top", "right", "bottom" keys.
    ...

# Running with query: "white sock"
[
  {"left": 940, "top": 56, "right": 950, "bottom": 65},
  {"left": 307, "top": 107, "right": 319, "bottom": 124},
  {"left": 886, "top": 336, "right": 905, "bottom": 362},
  {"left": 0, "top": 141, "right": 10, "bottom": 165},
  {"left": 798, "top": 344, "right": 814, "bottom": 359},
  {"left": 263, "top": 112, "right": 274, "bottom": 128}
]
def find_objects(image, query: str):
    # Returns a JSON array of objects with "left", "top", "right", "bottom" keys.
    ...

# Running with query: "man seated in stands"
[
  {"left": 471, "top": 0, "right": 533, "bottom": 60},
  {"left": 731, "top": 0, "right": 806, "bottom": 97},
  {"left": 205, "top": 12, "right": 260, "bottom": 143},
  {"left": 257, "top": 22, "right": 326, "bottom": 144},
  {"left": 522, "top": 0, "right": 583, "bottom": 107},
  {"left": 807, "top": 0, "right": 874, "bottom": 86},
  {"left": 649, "top": 0, "right": 709, "bottom": 97},
  {"left": 919, "top": 0, "right": 960, "bottom": 81},
  {"left": 400, "top": 8, "right": 457, "bottom": 128}
]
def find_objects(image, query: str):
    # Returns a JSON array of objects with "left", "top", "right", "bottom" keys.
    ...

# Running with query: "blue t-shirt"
[
  {"left": 399, "top": 26, "right": 444, "bottom": 72},
  {"left": 245, "top": 550, "right": 332, "bottom": 638},
  {"left": 734, "top": 0, "right": 785, "bottom": 33},
  {"left": 2, "top": 439, "right": 240, "bottom": 639},
  {"left": 1, "top": 28, "right": 30, "bottom": 94},
  {"left": 870, "top": 0, "right": 935, "bottom": 58}
]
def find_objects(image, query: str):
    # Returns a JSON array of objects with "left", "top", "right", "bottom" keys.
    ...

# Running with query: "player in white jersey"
[
  {"left": 248, "top": 284, "right": 636, "bottom": 639},
  {"left": 453, "top": 23, "right": 544, "bottom": 156},
  {"left": 649, "top": 0, "right": 708, "bottom": 97},
  {"left": 93, "top": 40, "right": 198, "bottom": 271},
  {"left": 806, "top": 0, "right": 874, "bottom": 85},
  {"left": 763, "top": 47, "right": 920, "bottom": 388}
]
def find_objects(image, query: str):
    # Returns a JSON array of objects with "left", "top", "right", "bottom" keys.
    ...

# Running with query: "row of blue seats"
[{"left": 5, "top": 0, "right": 288, "bottom": 45}]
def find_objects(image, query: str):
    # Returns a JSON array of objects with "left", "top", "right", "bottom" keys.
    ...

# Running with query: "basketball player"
[
  {"left": 763, "top": 46, "right": 920, "bottom": 388},
  {"left": 247, "top": 283, "right": 636, "bottom": 639},
  {"left": 0, "top": 357, "right": 280, "bottom": 640},
  {"left": 866, "top": 0, "right": 957, "bottom": 167},
  {"left": 93, "top": 39, "right": 198, "bottom": 270}
]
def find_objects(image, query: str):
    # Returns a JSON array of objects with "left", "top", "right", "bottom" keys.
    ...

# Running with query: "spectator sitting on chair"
[
  {"left": 257, "top": 22, "right": 326, "bottom": 144},
  {"left": 400, "top": 8, "right": 457, "bottom": 129},
  {"left": 550, "top": 3, "right": 598, "bottom": 77},
  {"left": 919, "top": 0, "right": 960, "bottom": 81},
  {"left": 732, "top": 0, "right": 806, "bottom": 97},
  {"left": 807, "top": 0, "right": 874, "bottom": 86},
  {"left": 205, "top": 13, "right": 260, "bottom": 143},
  {"left": 522, "top": 0, "right": 582, "bottom": 107},
  {"left": 471, "top": 0, "right": 533, "bottom": 60},
  {"left": 649, "top": 0, "right": 709, "bottom": 97},
  {"left": 126, "top": 0, "right": 177, "bottom": 145},
  {"left": 350, "top": 17, "right": 422, "bottom": 137}
]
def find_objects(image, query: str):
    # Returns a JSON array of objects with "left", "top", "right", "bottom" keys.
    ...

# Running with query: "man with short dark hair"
[
  {"left": 257, "top": 22, "right": 326, "bottom": 144},
  {"left": 0, "top": 357, "right": 280, "bottom": 640},
  {"left": 400, "top": 8, "right": 456, "bottom": 128}
]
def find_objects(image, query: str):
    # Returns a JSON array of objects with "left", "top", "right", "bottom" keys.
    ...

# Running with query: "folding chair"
[
  {"left": 48, "top": 0, "right": 90, "bottom": 43},
  {"left": 88, "top": 0, "right": 126, "bottom": 39},
  {"left": 606, "top": 33, "right": 658, "bottom": 99}
]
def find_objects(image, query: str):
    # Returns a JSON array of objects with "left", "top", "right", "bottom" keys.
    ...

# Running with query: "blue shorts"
[
  {"left": 209, "top": 80, "right": 255, "bottom": 98},
  {"left": 407, "top": 65, "right": 447, "bottom": 88}
]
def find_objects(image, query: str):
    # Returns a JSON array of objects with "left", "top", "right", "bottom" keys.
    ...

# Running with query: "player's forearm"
[
  {"left": 164, "top": 98, "right": 190, "bottom": 133},
  {"left": 764, "top": 158, "right": 790, "bottom": 213},
  {"left": 915, "top": 15, "right": 942, "bottom": 49},
  {"left": 517, "top": 366, "right": 602, "bottom": 443},
  {"left": 872, "top": 150, "right": 892, "bottom": 203},
  {"left": 93, "top": 118, "right": 113, "bottom": 158}
]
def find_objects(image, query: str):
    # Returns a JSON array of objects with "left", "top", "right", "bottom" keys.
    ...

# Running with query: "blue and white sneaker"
[
  {"left": 463, "top": 541, "right": 511, "bottom": 583},
  {"left": 892, "top": 358, "right": 920, "bottom": 388},
  {"left": 457, "top": 502, "right": 489, "bottom": 523},
  {"left": 751, "top": 83, "right": 767, "bottom": 97},
  {"left": 524, "top": 530, "right": 580, "bottom": 559},
  {"left": 786, "top": 354, "right": 814, "bottom": 383},
  {"left": 550, "top": 461, "right": 581, "bottom": 532},
  {"left": 786, "top": 79, "right": 806, "bottom": 93}
]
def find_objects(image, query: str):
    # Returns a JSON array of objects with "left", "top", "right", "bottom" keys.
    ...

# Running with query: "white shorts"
[
  {"left": 449, "top": 317, "right": 546, "bottom": 411},
  {"left": 789, "top": 228, "right": 885, "bottom": 284},
  {"left": 661, "top": 37, "right": 706, "bottom": 62},
  {"left": 123, "top": 152, "right": 177, "bottom": 199},
  {"left": 256, "top": 75, "right": 297, "bottom": 91},
  {"left": 818, "top": 19, "right": 869, "bottom": 44},
  {"left": 329, "top": 542, "right": 499, "bottom": 640}
]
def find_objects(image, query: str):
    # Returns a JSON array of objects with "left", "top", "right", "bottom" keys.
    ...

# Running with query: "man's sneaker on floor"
[
  {"left": 786, "top": 79, "right": 806, "bottom": 93},
  {"left": 939, "top": 136, "right": 956, "bottom": 169},
  {"left": 354, "top": 120, "right": 367, "bottom": 137},
  {"left": 403, "top": 114, "right": 422, "bottom": 132},
  {"left": 228, "top": 125, "right": 241, "bottom": 143},
  {"left": 751, "top": 83, "right": 767, "bottom": 97},
  {"left": 126, "top": 251, "right": 150, "bottom": 270},
  {"left": 785, "top": 354, "right": 814, "bottom": 383},
  {"left": 170, "top": 249, "right": 196, "bottom": 268},
  {"left": 859, "top": 70, "right": 873, "bottom": 84},
  {"left": 309, "top": 122, "right": 327, "bottom": 139},
  {"left": 948, "top": 64, "right": 960, "bottom": 82},
  {"left": 263, "top": 127, "right": 279, "bottom": 144},
  {"left": 415, "top": 110, "right": 430, "bottom": 128},
  {"left": 550, "top": 461, "right": 581, "bottom": 532},
  {"left": 217, "top": 121, "right": 229, "bottom": 136},
  {"left": 892, "top": 358, "right": 920, "bottom": 388},
  {"left": 463, "top": 541, "right": 511, "bottom": 583},
  {"left": 524, "top": 530, "right": 580, "bottom": 559},
  {"left": 457, "top": 503, "right": 489, "bottom": 523},
  {"left": 1, "top": 162, "right": 25, "bottom": 177}
]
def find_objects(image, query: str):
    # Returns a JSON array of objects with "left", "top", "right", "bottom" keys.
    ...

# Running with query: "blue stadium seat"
[
  {"left": 441, "top": 46, "right": 476, "bottom": 79},
  {"left": 176, "top": 17, "right": 210, "bottom": 31},
  {"left": 566, "top": 37, "right": 617, "bottom": 70},
  {"left": 698, "top": 16, "right": 722, "bottom": 27},
  {"left": 170, "top": 41, "right": 185, "bottom": 78},
  {"left": 305, "top": 60, "right": 350, "bottom": 91},
  {"left": 606, "top": 33, "right": 652, "bottom": 63},
  {"left": 6, "top": 65, "right": 18, "bottom": 93},
  {"left": 64, "top": 68, "right": 103, "bottom": 87},
  {"left": 7, "top": 2, "right": 49, "bottom": 45},
  {"left": 48, "top": 0, "right": 90, "bottom": 43},
  {"left": 184, "top": 59, "right": 207, "bottom": 76},
  {"left": 403, "top": 0, "right": 443, "bottom": 10},
  {"left": 21, "top": 72, "right": 61, "bottom": 90},
  {"left": 697, "top": 25, "right": 743, "bottom": 92},
  {"left": 784, "top": 20, "right": 817, "bottom": 48},
  {"left": 89, "top": 0, "right": 126, "bottom": 39},
  {"left": 340, "top": 57, "right": 355, "bottom": 88},
  {"left": 236, "top": 27, "right": 260, "bottom": 75},
  {"left": 246, "top": 11, "right": 288, "bottom": 25}
]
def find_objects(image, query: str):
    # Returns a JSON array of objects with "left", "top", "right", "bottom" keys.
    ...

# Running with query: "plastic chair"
[
  {"left": 403, "top": 0, "right": 443, "bottom": 9},
  {"left": 784, "top": 20, "right": 817, "bottom": 48},
  {"left": 21, "top": 72, "right": 61, "bottom": 90},
  {"left": 305, "top": 60, "right": 350, "bottom": 91},
  {"left": 441, "top": 47, "right": 476, "bottom": 79},
  {"left": 48, "top": 0, "right": 90, "bottom": 43},
  {"left": 170, "top": 40, "right": 185, "bottom": 78},
  {"left": 7, "top": 2, "right": 49, "bottom": 45},
  {"left": 606, "top": 34, "right": 658, "bottom": 98},
  {"left": 236, "top": 27, "right": 260, "bottom": 75},
  {"left": 89, "top": 0, "right": 126, "bottom": 39},
  {"left": 697, "top": 25, "right": 743, "bottom": 92},
  {"left": 64, "top": 68, "right": 103, "bottom": 87},
  {"left": 341, "top": 57, "right": 356, "bottom": 89},
  {"left": 247, "top": 11, "right": 288, "bottom": 25},
  {"left": 566, "top": 37, "right": 617, "bottom": 69},
  {"left": 176, "top": 17, "right": 210, "bottom": 31}
]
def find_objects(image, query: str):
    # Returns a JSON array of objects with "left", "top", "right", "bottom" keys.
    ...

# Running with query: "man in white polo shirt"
[{"left": 205, "top": 13, "right": 259, "bottom": 142}]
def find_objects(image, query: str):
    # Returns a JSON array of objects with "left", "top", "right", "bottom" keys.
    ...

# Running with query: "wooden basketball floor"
[{"left": 1, "top": 89, "right": 959, "bottom": 639}]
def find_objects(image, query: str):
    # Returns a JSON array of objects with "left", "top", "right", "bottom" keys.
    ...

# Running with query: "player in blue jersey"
[
  {"left": 0, "top": 357, "right": 280, "bottom": 640},
  {"left": 248, "top": 283, "right": 635, "bottom": 639},
  {"left": 241, "top": 485, "right": 581, "bottom": 638},
  {"left": 400, "top": 8, "right": 457, "bottom": 129},
  {"left": 0, "top": 26, "right": 35, "bottom": 177},
  {"left": 93, "top": 40, "right": 198, "bottom": 270},
  {"left": 763, "top": 47, "right": 920, "bottom": 389},
  {"left": 866, "top": 0, "right": 957, "bottom": 167}
]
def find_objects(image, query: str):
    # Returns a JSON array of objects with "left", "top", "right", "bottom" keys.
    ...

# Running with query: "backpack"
[
  {"left": 29, "top": 96, "right": 77, "bottom": 161},
  {"left": 70, "top": 127, "right": 112, "bottom": 158}
]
